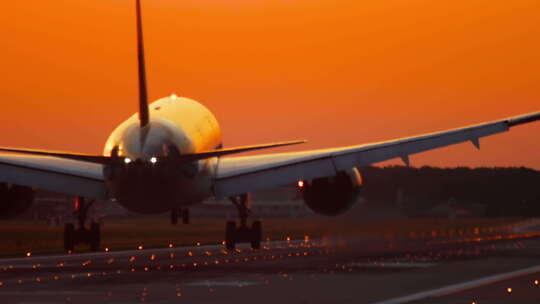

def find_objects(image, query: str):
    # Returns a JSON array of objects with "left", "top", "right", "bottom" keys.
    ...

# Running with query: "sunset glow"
[{"left": 3, "top": 1, "right": 540, "bottom": 168}]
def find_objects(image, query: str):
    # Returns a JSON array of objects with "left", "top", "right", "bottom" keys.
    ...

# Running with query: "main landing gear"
[
  {"left": 64, "top": 197, "right": 100, "bottom": 252},
  {"left": 170, "top": 208, "right": 190, "bottom": 225},
  {"left": 225, "top": 194, "right": 262, "bottom": 250}
]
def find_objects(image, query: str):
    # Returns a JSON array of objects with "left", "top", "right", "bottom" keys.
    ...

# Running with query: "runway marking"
[
  {"left": 186, "top": 280, "right": 261, "bottom": 287},
  {"left": 348, "top": 262, "right": 437, "bottom": 269},
  {"left": 370, "top": 263, "right": 540, "bottom": 304},
  {"left": 0, "top": 291, "right": 100, "bottom": 296}
]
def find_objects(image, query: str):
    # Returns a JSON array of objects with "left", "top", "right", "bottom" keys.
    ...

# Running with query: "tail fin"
[{"left": 136, "top": 0, "right": 149, "bottom": 127}]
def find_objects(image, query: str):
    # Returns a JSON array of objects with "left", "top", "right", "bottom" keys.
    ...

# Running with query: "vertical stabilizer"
[{"left": 136, "top": 0, "right": 149, "bottom": 127}]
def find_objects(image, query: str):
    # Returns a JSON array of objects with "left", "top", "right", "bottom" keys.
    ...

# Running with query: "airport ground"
[
  {"left": 0, "top": 216, "right": 523, "bottom": 257},
  {"left": 1, "top": 217, "right": 540, "bottom": 303}
]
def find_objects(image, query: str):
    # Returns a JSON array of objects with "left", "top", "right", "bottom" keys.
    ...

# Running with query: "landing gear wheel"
[
  {"left": 64, "top": 197, "right": 101, "bottom": 253},
  {"left": 225, "top": 221, "right": 237, "bottom": 250},
  {"left": 171, "top": 209, "right": 179, "bottom": 225},
  {"left": 89, "top": 222, "right": 101, "bottom": 251},
  {"left": 182, "top": 209, "right": 190, "bottom": 224},
  {"left": 64, "top": 223, "right": 75, "bottom": 252},
  {"left": 226, "top": 194, "right": 264, "bottom": 250},
  {"left": 251, "top": 221, "right": 262, "bottom": 250}
]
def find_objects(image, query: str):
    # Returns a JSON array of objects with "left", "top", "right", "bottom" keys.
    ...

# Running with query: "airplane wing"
[
  {"left": 214, "top": 111, "right": 540, "bottom": 198},
  {"left": 0, "top": 153, "right": 107, "bottom": 199}
]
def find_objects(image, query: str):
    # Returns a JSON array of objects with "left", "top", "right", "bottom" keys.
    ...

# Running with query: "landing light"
[
  {"left": 150, "top": 157, "right": 157, "bottom": 164},
  {"left": 298, "top": 180, "right": 304, "bottom": 188},
  {"left": 124, "top": 157, "right": 132, "bottom": 164}
]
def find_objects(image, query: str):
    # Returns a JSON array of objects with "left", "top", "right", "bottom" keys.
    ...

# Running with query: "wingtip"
[{"left": 507, "top": 111, "right": 540, "bottom": 127}]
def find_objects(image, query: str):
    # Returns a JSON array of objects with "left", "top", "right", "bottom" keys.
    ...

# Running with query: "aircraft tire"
[
  {"left": 171, "top": 209, "right": 179, "bottom": 225},
  {"left": 89, "top": 222, "right": 101, "bottom": 252},
  {"left": 225, "top": 221, "right": 236, "bottom": 250},
  {"left": 64, "top": 223, "right": 75, "bottom": 252},
  {"left": 251, "top": 221, "right": 262, "bottom": 249},
  {"left": 182, "top": 209, "right": 190, "bottom": 224}
]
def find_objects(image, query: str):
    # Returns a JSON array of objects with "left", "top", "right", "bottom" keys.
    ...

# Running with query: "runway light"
[
  {"left": 297, "top": 180, "right": 304, "bottom": 188},
  {"left": 196, "top": 242, "right": 201, "bottom": 246},
  {"left": 150, "top": 157, "right": 157, "bottom": 164},
  {"left": 26, "top": 252, "right": 31, "bottom": 257},
  {"left": 104, "top": 247, "right": 109, "bottom": 252},
  {"left": 168, "top": 243, "right": 173, "bottom": 248},
  {"left": 507, "top": 287, "right": 512, "bottom": 294},
  {"left": 138, "top": 245, "right": 143, "bottom": 250},
  {"left": 534, "top": 280, "right": 539, "bottom": 286},
  {"left": 124, "top": 157, "right": 132, "bottom": 164},
  {"left": 81, "top": 260, "right": 92, "bottom": 267},
  {"left": 176, "top": 292, "right": 182, "bottom": 297}
]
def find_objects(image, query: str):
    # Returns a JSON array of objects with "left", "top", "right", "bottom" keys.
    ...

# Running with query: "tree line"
[{"left": 361, "top": 166, "right": 540, "bottom": 217}]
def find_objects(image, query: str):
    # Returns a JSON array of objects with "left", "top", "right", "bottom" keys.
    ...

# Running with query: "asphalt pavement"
[{"left": 1, "top": 222, "right": 540, "bottom": 303}]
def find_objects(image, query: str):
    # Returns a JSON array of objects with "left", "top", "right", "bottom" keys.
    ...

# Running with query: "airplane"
[{"left": 1, "top": 0, "right": 539, "bottom": 252}]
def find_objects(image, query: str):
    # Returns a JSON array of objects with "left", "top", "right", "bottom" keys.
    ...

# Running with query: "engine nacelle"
[
  {"left": 302, "top": 168, "right": 362, "bottom": 216},
  {"left": 0, "top": 184, "right": 35, "bottom": 219}
]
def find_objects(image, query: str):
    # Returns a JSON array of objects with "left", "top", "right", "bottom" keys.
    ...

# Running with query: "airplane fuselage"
[{"left": 102, "top": 96, "right": 222, "bottom": 214}]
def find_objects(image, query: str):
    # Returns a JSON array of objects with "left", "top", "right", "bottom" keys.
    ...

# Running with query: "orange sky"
[{"left": 2, "top": 0, "right": 540, "bottom": 168}]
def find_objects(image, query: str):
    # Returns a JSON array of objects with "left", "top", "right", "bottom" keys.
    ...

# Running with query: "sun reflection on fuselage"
[{"left": 102, "top": 96, "right": 222, "bottom": 214}]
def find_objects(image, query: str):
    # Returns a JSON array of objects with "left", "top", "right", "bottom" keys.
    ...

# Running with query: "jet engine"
[
  {"left": 301, "top": 168, "right": 362, "bottom": 216},
  {"left": 0, "top": 184, "right": 35, "bottom": 219}
]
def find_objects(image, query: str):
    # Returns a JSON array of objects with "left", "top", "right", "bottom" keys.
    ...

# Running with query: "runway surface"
[{"left": 1, "top": 220, "right": 540, "bottom": 303}]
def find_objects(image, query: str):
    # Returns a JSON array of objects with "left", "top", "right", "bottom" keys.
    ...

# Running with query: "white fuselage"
[{"left": 102, "top": 96, "right": 222, "bottom": 214}]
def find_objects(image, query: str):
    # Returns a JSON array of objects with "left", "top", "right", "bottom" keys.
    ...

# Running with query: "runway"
[{"left": 1, "top": 221, "right": 540, "bottom": 303}]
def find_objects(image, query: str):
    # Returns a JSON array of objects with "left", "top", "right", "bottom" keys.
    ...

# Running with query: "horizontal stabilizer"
[
  {"left": 0, "top": 147, "right": 110, "bottom": 164},
  {"left": 0, "top": 140, "right": 306, "bottom": 164},
  {"left": 178, "top": 140, "right": 306, "bottom": 161}
]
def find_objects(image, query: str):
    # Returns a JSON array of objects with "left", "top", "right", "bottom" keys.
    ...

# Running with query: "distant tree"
[{"left": 360, "top": 166, "right": 540, "bottom": 217}]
